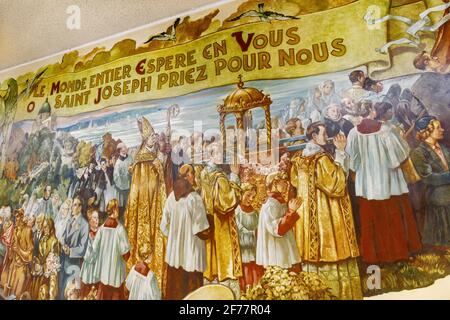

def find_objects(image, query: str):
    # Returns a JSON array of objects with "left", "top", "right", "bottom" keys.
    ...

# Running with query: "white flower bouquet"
[{"left": 44, "top": 251, "right": 61, "bottom": 278}]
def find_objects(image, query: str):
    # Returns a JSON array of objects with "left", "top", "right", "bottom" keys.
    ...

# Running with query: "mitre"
[{"left": 138, "top": 116, "right": 155, "bottom": 140}]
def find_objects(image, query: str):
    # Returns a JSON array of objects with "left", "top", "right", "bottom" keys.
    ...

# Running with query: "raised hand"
[
  {"left": 333, "top": 134, "right": 347, "bottom": 151},
  {"left": 288, "top": 197, "right": 303, "bottom": 212}
]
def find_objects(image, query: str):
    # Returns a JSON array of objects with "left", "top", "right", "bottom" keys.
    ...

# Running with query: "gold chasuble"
[
  {"left": 290, "top": 149, "right": 362, "bottom": 300},
  {"left": 30, "top": 233, "right": 60, "bottom": 300},
  {"left": 7, "top": 223, "right": 34, "bottom": 298},
  {"left": 125, "top": 117, "right": 167, "bottom": 295},
  {"left": 200, "top": 165, "right": 243, "bottom": 282}
]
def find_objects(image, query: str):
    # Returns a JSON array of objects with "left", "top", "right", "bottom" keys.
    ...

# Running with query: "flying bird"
[
  {"left": 227, "top": 3, "right": 299, "bottom": 23},
  {"left": 144, "top": 17, "right": 181, "bottom": 44},
  {"left": 20, "top": 67, "right": 47, "bottom": 98}
]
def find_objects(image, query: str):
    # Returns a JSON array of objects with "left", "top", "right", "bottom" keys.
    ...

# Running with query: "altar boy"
[{"left": 256, "top": 171, "right": 302, "bottom": 270}]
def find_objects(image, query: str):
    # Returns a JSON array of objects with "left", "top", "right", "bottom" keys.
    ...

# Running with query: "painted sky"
[{"left": 21, "top": 67, "right": 420, "bottom": 148}]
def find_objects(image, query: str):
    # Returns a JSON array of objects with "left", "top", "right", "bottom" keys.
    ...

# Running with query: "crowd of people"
[{"left": 0, "top": 68, "right": 449, "bottom": 300}]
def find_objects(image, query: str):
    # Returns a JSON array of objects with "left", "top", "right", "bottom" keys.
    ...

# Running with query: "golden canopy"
[
  {"left": 218, "top": 76, "right": 272, "bottom": 114},
  {"left": 218, "top": 75, "right": 273, "bottom": 162}
]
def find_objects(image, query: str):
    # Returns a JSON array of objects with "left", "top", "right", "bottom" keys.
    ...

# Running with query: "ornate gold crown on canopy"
[
  {"left": 217, "top": 75, "right": 274, "bottom": 158},
  {"left": 217, "top": 75, "right": 272, "bottom": 114}
]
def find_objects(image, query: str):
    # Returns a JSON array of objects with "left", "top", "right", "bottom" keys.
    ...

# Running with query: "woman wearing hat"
[{"left": 411, "top": 116, "right": 450, "bottom": 249}]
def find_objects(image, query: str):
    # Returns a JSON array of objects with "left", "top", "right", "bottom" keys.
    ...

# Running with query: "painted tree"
[
  {"left": 0, "top": 78, "right": 19, "bottom": 178},
  {"left": 0, "top": 68, "right": 46, "bottom": 178}
]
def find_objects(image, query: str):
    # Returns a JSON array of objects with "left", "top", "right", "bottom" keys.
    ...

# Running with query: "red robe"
[{"left": 356, "top": 120, "right": 422, "bottom": 264}]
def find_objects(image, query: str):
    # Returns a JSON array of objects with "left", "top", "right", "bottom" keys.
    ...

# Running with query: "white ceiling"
[{"left": 0, "top": 0, "right": 225, "bottom": 73}]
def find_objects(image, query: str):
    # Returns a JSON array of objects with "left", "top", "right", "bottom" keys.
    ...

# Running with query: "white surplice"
[
  {"left": 235, "top": 206, "right": 258, "bottom": 263},
  {"left": 83, "top": 223, "right": 130, "bottom": 288},
  {"left": 160, "top": 191, "right": 209, "bottom": 272},
  {"left": 125, "top": 266, "right": 161, "bottom": 300},
  {"left": 256, "top": 197, "right": 301, "bottom": 268},
  {"left": 346, "top": 123, "right": 410, "bottom": 200},
  {"left": 80, "top": 235, "right": 97, "bottom": 285}
]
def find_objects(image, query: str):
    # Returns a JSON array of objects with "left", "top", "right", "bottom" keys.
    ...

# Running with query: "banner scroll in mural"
[
  {"left": 10, "top": 0, "right": 448, "bottom": 121},
  {"left": 10, "top": 0, "right": 446, "bottom": 121},
  {"left": 7, "top": 0, "right": 398, "bottom": 122},
  {"left": 369, "top": 0, "right": 446, "bottom": 79}
]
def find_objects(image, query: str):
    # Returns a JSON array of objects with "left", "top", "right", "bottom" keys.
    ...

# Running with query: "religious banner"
[
  {"left": 7, "top": 0, "right": 444, "bottom": 122},
  {"left": 1, "top": 0, "right": 450, "bottom": 301}
]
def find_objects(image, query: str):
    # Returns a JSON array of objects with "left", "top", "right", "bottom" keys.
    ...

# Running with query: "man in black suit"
[{"left": 94, "top": 157, "right": 115, "bottom": 214}]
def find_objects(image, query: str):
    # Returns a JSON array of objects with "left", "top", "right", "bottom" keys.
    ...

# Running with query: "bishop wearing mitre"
[
  {"left": 290, "top": 122, "right": 362, "bottom": 300},
  {"left": 124, "top": 117, "right": 168, "bottom": 297}
]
